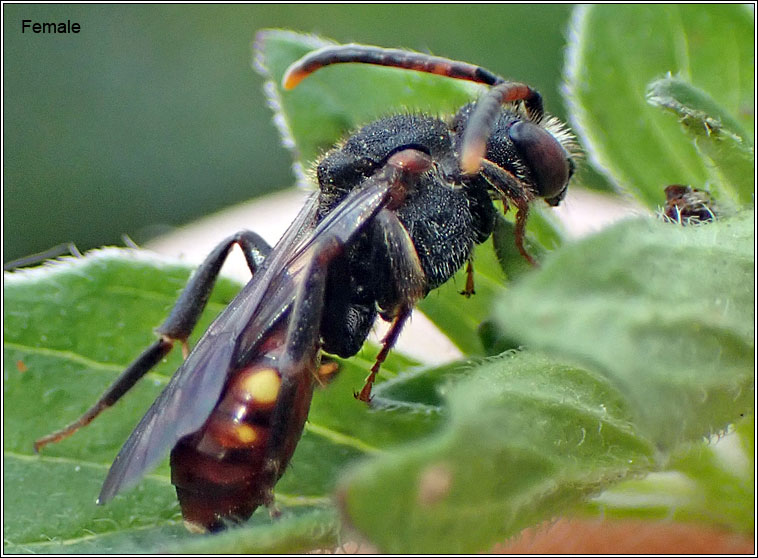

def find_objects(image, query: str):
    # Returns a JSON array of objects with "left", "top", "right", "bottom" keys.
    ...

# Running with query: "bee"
[
  {"left": 662, "top": 184, "right": 716, "bottom": 224},
  {"left": 34, "top": 43, "right": 577, "bottom": 532}
]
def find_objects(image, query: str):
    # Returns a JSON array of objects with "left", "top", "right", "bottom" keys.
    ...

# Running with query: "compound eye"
[{"left": 508, "top": 120, "right": 570, "bottom": 200}]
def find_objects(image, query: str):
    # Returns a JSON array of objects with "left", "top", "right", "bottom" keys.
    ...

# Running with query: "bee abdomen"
[{"left": 169, "top": 364, "right": 284, "bottom": 532}]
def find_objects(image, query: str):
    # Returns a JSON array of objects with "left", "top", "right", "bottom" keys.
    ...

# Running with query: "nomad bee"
[{"left": 34, "top": 43, "right": 577, "bottom": 532}]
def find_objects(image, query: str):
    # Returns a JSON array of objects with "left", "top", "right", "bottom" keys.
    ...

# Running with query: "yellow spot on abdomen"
[
  {"left": 232, "top": 422, "right": 258, "bottom": 445},
  {"left": 206, "top": 415, "right": 265, "bottom": 449},
  {"left": 236, "top": 367, "right": 281, "bottom": 405}
]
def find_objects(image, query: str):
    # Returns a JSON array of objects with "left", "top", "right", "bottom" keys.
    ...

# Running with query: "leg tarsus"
[
  {"left": 478, "top": 160, "right": 538, "bottom": 267},
  {"left": 355, "top": 307, "right": 412, "bottom": 403},
  {"left": 35, "top": 230, "right": 273, "bottom": 452},
  {"left": 512, "top": 199, "right": 538, "bottom": 267},
  {"left": 460, "top": 260, "right": 476, "bottom": 297},
  {"left": 34, "top": 337, "right": 173, "bottom": 452}
]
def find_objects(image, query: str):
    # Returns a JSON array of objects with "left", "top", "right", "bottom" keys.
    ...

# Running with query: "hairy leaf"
[{"left": 565, "top": 4, "right": 754, "bottom": 208}]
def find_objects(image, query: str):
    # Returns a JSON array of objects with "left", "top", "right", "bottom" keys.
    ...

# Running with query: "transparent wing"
[{"left": 99, "top": 181, "right": 393, "bottom": 503}]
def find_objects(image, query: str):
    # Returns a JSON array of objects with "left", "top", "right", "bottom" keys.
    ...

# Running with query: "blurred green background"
[{"left": 3, "top": 4, "right": 575, "bottom": 264}]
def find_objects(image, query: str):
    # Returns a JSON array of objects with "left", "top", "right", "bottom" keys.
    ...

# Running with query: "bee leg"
[
  {"left": 34, "top": 230, "right": 272, "bottom": 452},
  {"left": 511, "top": 197, "right": 536, "bottom": 267},
  {"left": 478, "top": 159, "right": 537, "bottom": 266},
  {"left": 314, "top": 359, "right": 340, "bottom": 386},
  {"left": 156, "top": 230, "right": 272, "bottom": 347},
  {"left": 262, "top": 240, "right": 342, "bottom": 501},
  {"left": 460, "top": 260, "right": 476, "bottom": 297},
  {"left": 33, "top": 338, "right": 174, "bottom": 451},
  {"left": 356, "top": 306, "right": 412, "bottom": 403}
]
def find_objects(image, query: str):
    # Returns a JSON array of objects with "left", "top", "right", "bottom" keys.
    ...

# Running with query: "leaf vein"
[
  {"left": 304, "top": 422, "right": 382, "bottom": 454},
  {"left": 3, "top": 341, "right": 169, "bottom": 384}
]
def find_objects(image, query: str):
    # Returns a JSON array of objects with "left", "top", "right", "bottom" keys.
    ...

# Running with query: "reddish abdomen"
[{"left": 169, "top": 353, "right": 315, "bottom": 532}]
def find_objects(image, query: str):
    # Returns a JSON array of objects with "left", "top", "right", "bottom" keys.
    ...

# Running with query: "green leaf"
[
  {"left": 492, "top": 213, "right": 547, "bottom": 279},
  {"left": 253, "top": 29, "right": 512, "bottom": 355},
  {"left": 415, "top": 239, "right": 506, "bottom": 356},
  {"left": 337, "top": 211, "right": 754, "bottom": 552},
  {"left": 665, "top": 413, "right": 755, "bottom": 533},
  {"left": 3, "top": 251, "right": 222, "bottom": 552},
  {"left": 493, "top": 210, "right": 755, "bottom": 451},
  {"left": 3, "top": 250, "right": 437, "bottom": 553},
  {"left": 253, "top": 29, "right": 576, "bottom": 355},
  {"left": 4, "top": 250, "right": 240, "bottom": 466},
  {"left": 5, "top": 31, "right": 558, "bottom": 553},
  {"left": 647, "top": 76, "right": 752, "bottom": 145},
  {"left": 565, "top": 4, "right": 754, "bottom": 209},
  {"left": 584, "top": 414, "right": 754, "bottom": 534},
  {"left": 338, "top": 351, "right": 657, "bottom": 553},
  {"left": 10, "top": 26, "right": 751, "bottom": 555},
  {"left": 253, "top": 29, "right": 484, "bottom": 175},
  {"left": 647, "top": 76, "right": 754, "bottom": 205}
]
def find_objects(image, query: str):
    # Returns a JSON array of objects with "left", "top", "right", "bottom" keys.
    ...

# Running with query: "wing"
[{"left": 98, "top": 181, "right": 393, "bottom": 503}]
